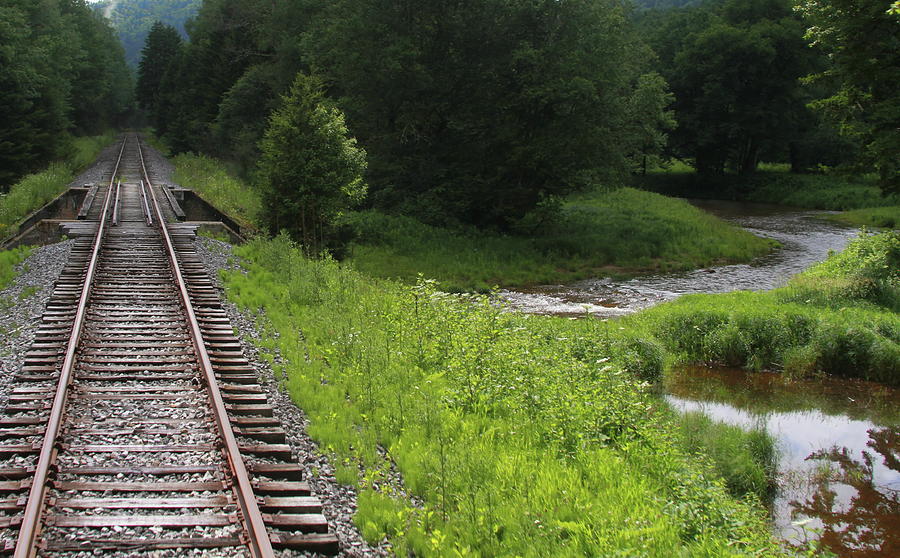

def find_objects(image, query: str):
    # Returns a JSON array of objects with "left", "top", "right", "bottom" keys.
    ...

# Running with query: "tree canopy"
[
  {"left": 143, "top": 0, "right": 673, "bottom": 229},
  {"left": 258, "top": 74, "right": 367, "bottom": 254},
  {"left": 797, "top": 0, "right": 900, "bottom": 194},
  {"left": 0, "top": 0, "right": 131, "bottom": 190}
]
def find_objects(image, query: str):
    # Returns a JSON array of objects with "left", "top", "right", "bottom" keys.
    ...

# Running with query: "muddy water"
[
  {"left": 500, "top": 200, "right": 860, "bottom": 316},
  {"left": 668, "top": 367, "right": 899, "bottom": 557}
]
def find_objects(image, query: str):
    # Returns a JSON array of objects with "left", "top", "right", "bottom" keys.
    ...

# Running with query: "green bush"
[
  {"left": 257, "top": 73, "right": 366, "bottom": 254},
  {"left": 638, "top": 232, "right": 900, "bottom": 383}
]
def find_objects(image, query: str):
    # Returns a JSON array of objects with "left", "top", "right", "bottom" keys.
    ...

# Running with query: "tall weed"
[{"left": 222, "top": 234, "right": 780, "bottom": 556}]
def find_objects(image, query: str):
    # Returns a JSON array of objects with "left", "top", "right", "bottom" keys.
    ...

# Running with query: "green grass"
[
  {"left": 632, "top": 232, "right": 900, "bottom": 385},
  {"left": 0, "top": 165, "right": 74, "bottom": 240},
  {"left": 677, "top": 412, "right": 777, "bottom": 502},
  {"left": 640, "top": 168, "right": 897, "bottom": 211},
  {"left": 346, "top": 187, "right": 776, "bottom": 291},
  {"left": 220, "top": 234, "right": 781, "bottom": 557},
  {"left": 825, "top": 206, "right": 900, "bottom": 229},
  {"left": 171, "top": 153, "right": 262, "bottom": 230},
  {"left": 0, "top": 246, "right": 31, "bottom": 290},
  {"left": 0, "top": 132, "right": 118, "bottom": 241}
]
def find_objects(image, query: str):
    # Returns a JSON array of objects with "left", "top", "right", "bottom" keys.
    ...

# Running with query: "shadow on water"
[
  {"left": 500, "top": 200, "right": 860, "bottom": 316},
  {"left": 667, "top": 366, "right": 900, "bottom": 557}
]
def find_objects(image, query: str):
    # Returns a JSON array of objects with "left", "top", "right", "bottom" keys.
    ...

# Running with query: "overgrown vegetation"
[
  {"left": 0, "top": 246, "right": 31, "bottom": 290},
  {"left": 634, "top": 232, "right": 900, "bottom": 384},
  {"left": 0, "top": 133, "right": 116, "bottom": 241},
  {"left": 346, "top": 187, "right": 775, "bottom": 291},
  {"left": 222, "top": 234, "right": 781, "bottom": 556},
  {"left": 170, "top": 154, "right": 262, "bottom": 230}
]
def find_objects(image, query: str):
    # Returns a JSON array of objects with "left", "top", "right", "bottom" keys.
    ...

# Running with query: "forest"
[
  {"left": 0, "top": 0, "right": 131, "bottom": 187},
  {"left": 127, "top": 0, "right": 898, "bottom": 246},
  {"left": 1, "top": 0, "right": 899, "bottom": 556}
]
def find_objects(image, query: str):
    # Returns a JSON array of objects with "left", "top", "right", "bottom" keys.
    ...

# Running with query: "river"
[
  {"left": 502, "top": 201, "right": 898, "bottom": 555},
  {"left": 500, "top": 200, "right": 860, "bottom": 316}
]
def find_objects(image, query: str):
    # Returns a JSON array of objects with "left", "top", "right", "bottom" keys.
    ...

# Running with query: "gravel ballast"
[{"left": 1, "top": 135, "right": 391, "bottom": 556}]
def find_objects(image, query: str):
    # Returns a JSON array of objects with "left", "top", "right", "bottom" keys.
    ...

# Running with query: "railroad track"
[{"left": 0, "top": 134, "right": 339, "bottom": 555}]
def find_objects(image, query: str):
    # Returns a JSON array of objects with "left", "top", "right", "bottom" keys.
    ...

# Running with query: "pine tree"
[{"left": 257, "top": 74, "right": 367, "bottom": 254}]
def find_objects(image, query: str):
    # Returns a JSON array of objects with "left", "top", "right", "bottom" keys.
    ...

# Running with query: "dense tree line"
[
  {"left": 141, "top": 0, "right": 673, "bottom": 231},
  {"left": 797, "top": 0, "right": 900, "bottom": 193},
  {"left": 0, "top": 0, "right": 132, "bottom": 190},
  {"left": 137, "top": 0, "right": 898, "bottom": 240},
  {"left": 637, "top": 0, "right": 898, "bottom": 190}
]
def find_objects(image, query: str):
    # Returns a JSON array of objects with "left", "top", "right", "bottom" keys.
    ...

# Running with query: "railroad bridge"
[{"left": 0, "top": 134, "right": 339, "bottom": 555}]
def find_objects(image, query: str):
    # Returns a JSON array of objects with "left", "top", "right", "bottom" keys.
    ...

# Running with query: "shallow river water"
[
  {"left": 502, "top": 201, "right": 898, "bottom": 555},
  {"left": 500, "top": 200, "right": 860, "bottom": 316}
]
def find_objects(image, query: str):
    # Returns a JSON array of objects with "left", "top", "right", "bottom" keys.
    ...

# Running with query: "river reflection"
[
  {"left": 501, "top": 200, "right": 859, "bottom": 316},
  {"left": 667, "top": 366, "right": 899, "bottom": 556}
]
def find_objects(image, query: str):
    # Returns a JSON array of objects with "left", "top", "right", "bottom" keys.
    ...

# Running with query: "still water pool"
[{"left": 669, "top": 366, "right": 898, "bottom": 557}]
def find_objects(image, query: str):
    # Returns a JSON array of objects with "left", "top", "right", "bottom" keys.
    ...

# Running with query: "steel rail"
[
  {"left": 139, "top": 179, "right": 153, "bottom": 226},
  {"left": 112, "top": 180, "right": 121, "bottom": 226},
  {"left": 14, "top": 136, "right": 128, "bottom": 558},
  {"left": 135, "top": 137, "right": 275, "bottom": 557}
]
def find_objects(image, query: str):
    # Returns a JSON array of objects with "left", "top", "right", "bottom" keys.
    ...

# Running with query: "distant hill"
[{"left": 93, "top": 0, "right": 200, "bottom": 68}]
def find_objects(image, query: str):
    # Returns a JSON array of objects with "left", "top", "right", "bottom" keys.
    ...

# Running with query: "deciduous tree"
[{"left": 797, "top": 0, "right": 900, "bottom": 194}]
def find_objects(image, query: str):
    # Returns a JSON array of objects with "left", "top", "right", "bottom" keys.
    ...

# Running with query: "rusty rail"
[
  {"left": 136, "top": 139, "right": 276, "bottom": 558},
  {"left": 13, "top": 136, "right": 128, "bottom": 558},
  {"left": 4, "top": 133, "right": 338, "bottom": 555}
]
